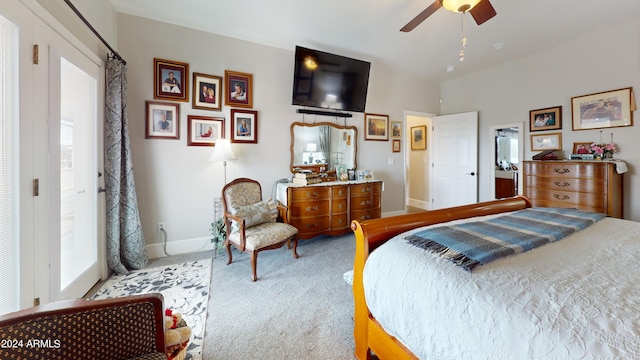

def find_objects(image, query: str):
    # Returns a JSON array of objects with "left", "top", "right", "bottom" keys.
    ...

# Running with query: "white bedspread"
[{"left": 363, "top": 216, "right": 640, "bottom": 359}]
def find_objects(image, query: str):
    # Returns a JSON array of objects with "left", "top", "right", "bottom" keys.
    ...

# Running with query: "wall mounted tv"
[{"left": 292, "top": 45, "right": 371, "bottom": 113}]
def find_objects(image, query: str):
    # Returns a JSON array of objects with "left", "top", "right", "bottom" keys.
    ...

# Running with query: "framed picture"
[
  {"left": 392, "top": 139, "right": 401, "bottom": 153},
  {"left": 572, "top": 142, "right": 593, "bottom": 154},
  {"left": 529, "top": 106, "right": 562, "bottom": 132},
  {"left": 154, "top": 58, "right": 189, "bottom": 102},
  {"left": 410, "top": 125, "right": 427, "bottom": 150},
  {"left": 225, "top": 70, "right": 253, "bottom": 108},
  {"left": 145, "top": 101, "right": 180, "bottom": 139},
  {"left": 192, "top": 72, "right": 222, "bottom": 111},
  {"left": 230, "top": 109, "right": 257, "bottom": 143},
  {"left": 364, "top": 113, "right": 389, "bottom": 141},
  {"left": 571, "top": 87, "right": 634, "bottom": 131},
  {"left": 530, "top": 132, "right": 562, "bottom": 151},
  {"left": 390, "top": 121, "right": 402, "bottom": 138},
  {"left": 187, "top": 115, "right": 224, "bottom": 146},
  {"left": 335, "top": 164, "right": 348, "bottom": 181}
]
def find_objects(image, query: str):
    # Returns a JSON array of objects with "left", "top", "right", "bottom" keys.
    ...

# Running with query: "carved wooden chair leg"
[
  {"left": 250, "top": 251, "right": 258, "bottom": 282},
  {"left": 225, "top": 241, "right": 233, "bottom": 265},
  {"left": 291, "top": 237, "right": 299, "bottom": 259}
]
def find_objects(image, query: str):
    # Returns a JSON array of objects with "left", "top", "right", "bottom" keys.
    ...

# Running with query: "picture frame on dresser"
[
  {"left": 530, "top": 132, "right": 562, "bottom": 151},
  {"left": 571, "top": 87, "right": 634, "bottom": 130},
  {"left": 529, "top": 106, "right": 562, "bottom": 132}
]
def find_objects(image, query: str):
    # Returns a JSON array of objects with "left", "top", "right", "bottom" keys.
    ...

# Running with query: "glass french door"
[{"left": 48, "top": 43, "right": 101, "bottom": 301}]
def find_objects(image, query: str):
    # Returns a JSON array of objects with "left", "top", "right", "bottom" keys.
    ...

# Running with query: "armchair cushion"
[
  {"left": 229, "top": 197, "right": 277, "bottom": 232},
  {"left": 228, "top": 221, "right": 298, "bottom": 251}
]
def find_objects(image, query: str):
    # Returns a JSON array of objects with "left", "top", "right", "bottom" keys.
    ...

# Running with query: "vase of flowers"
[{"left": 590, "top": 142, "right": 617, "bottom": 159}]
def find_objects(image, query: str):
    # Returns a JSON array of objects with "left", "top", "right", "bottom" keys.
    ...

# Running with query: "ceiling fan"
[{"left": 400, "top": 0, "right": 497, "bottom": 32}]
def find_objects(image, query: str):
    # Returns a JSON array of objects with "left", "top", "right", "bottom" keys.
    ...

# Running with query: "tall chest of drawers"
[
  {"left": 523, "top": 160, "right": 623, "bottom": 218},
  {"left": 285, "top": 181, "right": 382, "bottom": 239}
]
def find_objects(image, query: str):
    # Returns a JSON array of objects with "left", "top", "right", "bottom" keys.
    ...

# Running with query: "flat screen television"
[{"left": 292, "top": 46, "right": 371, "bottom": 113}]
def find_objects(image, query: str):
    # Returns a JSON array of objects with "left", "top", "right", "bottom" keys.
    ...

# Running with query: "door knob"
[{"left": 466, "top": 172, "right": 476, "bottom": 176}]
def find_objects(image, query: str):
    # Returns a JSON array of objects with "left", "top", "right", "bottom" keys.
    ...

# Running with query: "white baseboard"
[
  {"left": 147, "top": 236, "right": 216, "bottom": 259},
  {"left": 406, "top": 198, "right": 431, "bottom": 210}
]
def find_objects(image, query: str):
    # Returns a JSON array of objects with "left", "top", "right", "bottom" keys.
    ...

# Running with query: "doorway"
[
  {"left": 404, "top": 111, "right": 433, "bottom": 211},
  {"left": 489, "top": 122, "right": 524, "bottom": 199}
]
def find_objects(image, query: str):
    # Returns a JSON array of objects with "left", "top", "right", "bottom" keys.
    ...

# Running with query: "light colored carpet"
[
  {"left": 92, "top": 259, "right": 212, "bottom": 360},
  {"left": 145, "top": 233, "right": 356, "bottom": 359}
]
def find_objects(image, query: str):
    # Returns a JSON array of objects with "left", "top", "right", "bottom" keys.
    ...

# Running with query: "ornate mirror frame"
[{"left": 290, "top": 121, "right": 358, "bottom": 173}]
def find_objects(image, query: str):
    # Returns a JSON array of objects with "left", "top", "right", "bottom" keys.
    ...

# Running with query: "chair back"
[{"left": 222, "top": 178, "right": 263, "bottom": 211}]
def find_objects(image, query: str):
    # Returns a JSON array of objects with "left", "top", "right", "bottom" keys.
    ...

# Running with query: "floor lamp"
[{"left": 209, "top": 138, "right": 237, "bottom": 185}]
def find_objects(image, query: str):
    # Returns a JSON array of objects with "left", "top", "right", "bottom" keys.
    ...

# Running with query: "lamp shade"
[
  {"left": 441, "top": 0, "right": 481, "bottom": 13},
  {"left": 209, "top": 139, "right": 237, "bottom": 163}
]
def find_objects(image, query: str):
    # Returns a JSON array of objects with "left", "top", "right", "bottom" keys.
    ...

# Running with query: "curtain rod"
[{"left": 63, "top": 0, "right": 126, "bottom": 65}]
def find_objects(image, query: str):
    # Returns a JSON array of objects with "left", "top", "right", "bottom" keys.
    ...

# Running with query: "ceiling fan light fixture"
[{"left": 440, "top": 0, "right": 482, "bottom": 13}]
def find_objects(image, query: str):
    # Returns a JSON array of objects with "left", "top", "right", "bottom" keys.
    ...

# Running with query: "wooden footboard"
[{"left": 350, "top": 196, "right": 532, "bottom": 359}]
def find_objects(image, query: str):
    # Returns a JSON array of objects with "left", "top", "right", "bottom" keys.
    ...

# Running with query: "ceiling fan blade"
[
  {"left": 400, "top": 1, "right": 442, "bottom": 32},
  {"left": 470, "top": 0, "right": 497, "bottom": 25}
]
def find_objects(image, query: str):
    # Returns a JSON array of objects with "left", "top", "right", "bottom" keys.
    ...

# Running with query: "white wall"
[
  {"left": 116, "top": 14, "right": 441, "bottom": 249},
  {"left": 441, "top": 19, "right": 640, "bottom": 221}
]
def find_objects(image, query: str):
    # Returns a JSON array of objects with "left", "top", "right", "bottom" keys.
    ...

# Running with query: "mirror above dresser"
[{"left": 289, "top": 121, "right": 357, "bottom": 173}]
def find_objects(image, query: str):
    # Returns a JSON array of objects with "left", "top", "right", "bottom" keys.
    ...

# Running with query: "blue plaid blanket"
[{"left": 406, "top": 207, "right": 605, "bottom": 271}]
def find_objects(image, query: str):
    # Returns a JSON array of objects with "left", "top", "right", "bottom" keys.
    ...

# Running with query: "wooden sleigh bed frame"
[{"left": 350, "top": 196, "right": 532, "bottom": 360}]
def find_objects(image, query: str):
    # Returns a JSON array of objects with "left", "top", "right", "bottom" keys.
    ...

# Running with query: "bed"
[{"left": 350, "top": 196, "right": 640, "bottom": 359}]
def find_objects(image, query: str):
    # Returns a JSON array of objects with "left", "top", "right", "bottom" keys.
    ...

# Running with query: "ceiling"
[{"left": 109, "top": 0, "right": 640, "bottom": 82}]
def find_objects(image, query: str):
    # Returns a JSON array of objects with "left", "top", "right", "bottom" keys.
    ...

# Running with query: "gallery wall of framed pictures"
[{"left": 147, "top": 58, "right": 258, "bottom": 145}]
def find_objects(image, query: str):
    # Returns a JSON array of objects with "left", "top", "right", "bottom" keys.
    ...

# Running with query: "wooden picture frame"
[
  {"left": 192, "top": 72, "right": 222, "bottom": 111},
  {"left": 392, "top": 139, "right": 401, "bottom": 153},
  {"left": 230, "top": 109, "right": 258, "bottom": 143},
  {"left": 571, "top": 87, "right": 634, "bottom": 131},
  {"left": 145, "top": 101, "right": 180, "bottom": 139},
  {"left": 529, "top": 106, "right": 562, "bottom": 132},
  {"left": 572, "top": 142, "right": 593, "bottom": 154},
  {"left": 390, "top": 121, "right": 402, "bottom": 138},
  {"left": 225, "top": 70, "right": 253, "bottom": 108},
  {"left": 187, "top": 115, "right": 224, "bottom": 146},
  {"left": 154, "top": 58, "right": 189, "bottom": 102},
  {"left": 364, "top": 113, "right": 389, "bottom": 141},
  {"left": 530, "top": 132, "right": 562, "bottom": 151},
  {"left": 410, "top": 125, "right": 426, "bottom": 150}
]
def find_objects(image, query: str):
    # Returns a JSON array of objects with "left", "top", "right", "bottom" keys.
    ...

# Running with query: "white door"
[
  {"left": 430, "top": 111, "right": 478, "bottom": 209},
  {"left": 48, "top": 43, "right": 101, "bottom": 301}
]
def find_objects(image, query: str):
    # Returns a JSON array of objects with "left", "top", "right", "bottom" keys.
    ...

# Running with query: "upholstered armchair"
[
  {"left": 0, "top": 293, "right": 167, "bottom": 360},
  {"left": 222, "top": 178, "right": 299, "bottom": 281}
]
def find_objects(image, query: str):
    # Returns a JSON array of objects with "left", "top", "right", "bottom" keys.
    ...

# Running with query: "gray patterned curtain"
[
  {"left": 104, "top": 58, "right": 148, "bottom": 274},
  {"left": 319, "top": 125, "right": 330, "bottom": 168}
]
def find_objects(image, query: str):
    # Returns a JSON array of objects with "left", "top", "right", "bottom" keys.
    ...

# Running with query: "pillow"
[{"left": 229, "top": 198, "right": 278, "bottom": 232}]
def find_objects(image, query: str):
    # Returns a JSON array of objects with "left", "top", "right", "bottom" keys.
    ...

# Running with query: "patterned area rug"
[{"left": 92, "top": 259, "right": 212, "bottom": 360}]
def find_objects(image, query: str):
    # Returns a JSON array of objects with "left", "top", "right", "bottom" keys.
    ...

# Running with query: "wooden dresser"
[
  {"left": 523, "top": 160, "right": 623, "bottom": 218},
  {"left": 283, "top": 181, "right": 382, "bottom": 239}
]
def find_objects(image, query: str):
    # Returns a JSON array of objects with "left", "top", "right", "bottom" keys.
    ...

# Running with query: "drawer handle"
[
  {"left": 553, "top": 194, "right": 570, "bottom": 200},
  {"left": 360, "top": 200, "right": 371, "bottom": 206},
  {"left": 305, "top": 206, "right": 319, "bottom": 212},
  {"left": 359, "top": 215, "right": 371, "bottom": 220},
  {"left": 553, "top": 168, "right": 571, "bottom": 174},
  {"left": 338, "top": 203, "right": 343, "bottom": 209},
  {"left": 338, "top": 219, "right": 344, "bottom": 224},
  {"left": 360, "top": 187, "right": 371, "bottom": 193},
  {"left": 553, "top": 181, "right": 571, "bottom": 188},
  {"left": 306, "top": 192, "right": 319, "bottom": 197}
]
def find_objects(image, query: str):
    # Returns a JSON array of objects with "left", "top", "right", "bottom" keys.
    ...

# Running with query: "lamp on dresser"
[{"left": 209, "top": 138, "right": 237, "bottom": 184}]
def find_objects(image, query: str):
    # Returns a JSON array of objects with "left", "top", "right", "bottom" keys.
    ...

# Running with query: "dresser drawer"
[
  {"left": 525, "top": 188, "right": 605, "bottom": 209},
  {"left": 350, "top": 182, "right": 381, "bottom": 195},
  {"left": 351, "top": 209, "right": 381, "bottom": 222},
  {"left": 524, "top": 176, "right": 604, "bottom": 194},
  {"left": 331, "top": 198, "right": 348, "bottom": 214},
  {"left": 331, "top": 214, "right": 349, "bottom": 229},
  {"left": 289, "top": 200, "right": 330, "bottom": 218},
  {"left": 350, "top": 195, "right": 381, "bottom": 211},
  {"left": 331, "top": 185, "right": 348, "bottom": 199},
  {"left": 290, "top": 216, "right": 330, "bottom": 232},
  {"left": 524, "top": 162, "right": 605, "bottom": 179},
  {"left": 289, "top": 187, "right": 330, "bottom": 201}
]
